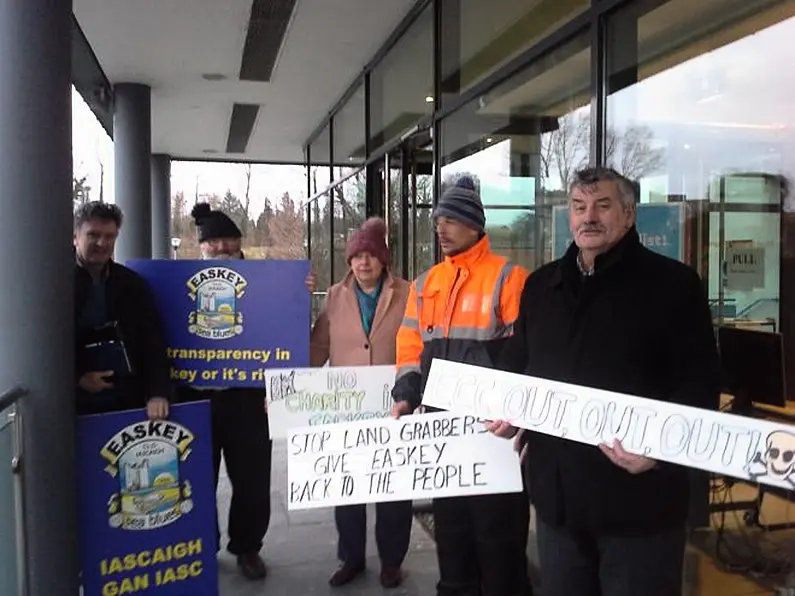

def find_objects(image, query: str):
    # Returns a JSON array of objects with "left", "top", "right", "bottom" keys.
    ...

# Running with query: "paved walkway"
[{"left": 215, "top": 441, "right": 440, "bottom": 595}]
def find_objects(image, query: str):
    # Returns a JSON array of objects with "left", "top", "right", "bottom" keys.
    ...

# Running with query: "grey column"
[
  {"left": 0, "top": 1, "right": 78, "bottom": 595},
  {"left": 114, "top": 83, "right": 152, "bottom": 262},
  {"left": 151, "top": 154, "right": 172, "bottom": 259}
]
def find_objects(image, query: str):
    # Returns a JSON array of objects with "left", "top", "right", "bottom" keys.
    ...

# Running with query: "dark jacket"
[
  {"left": 499, "top": 227, "right": 722, "bottom": 537},
  {"left": 75, "top": 260, "right": 172, "bottom": 414}
]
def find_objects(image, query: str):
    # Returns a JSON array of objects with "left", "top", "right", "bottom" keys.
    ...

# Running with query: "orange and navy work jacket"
[{"left": 392, "top": 235, "right": 529, "bottom": 409}]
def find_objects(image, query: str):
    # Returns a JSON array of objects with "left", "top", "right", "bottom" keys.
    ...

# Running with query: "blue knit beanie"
[{"left": 433, "top": 175, "right": 485, "bottom": 232}]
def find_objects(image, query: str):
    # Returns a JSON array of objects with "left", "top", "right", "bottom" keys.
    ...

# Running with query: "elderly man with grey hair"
[{"left": 488, "top": 166, "right": 722, "bottom": 596}]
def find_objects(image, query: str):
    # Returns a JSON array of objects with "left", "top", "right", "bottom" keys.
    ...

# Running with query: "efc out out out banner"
[
  {"left": 127, "top": 259, "right": 310, "bottom": 388},
  {"left": 77, "top": 402, "right": 218, "bottom": 596},
  {"left": 423, "top": 359, "right": 795, "bottom": 492},
  {"left": 265, "top": 365, "right": 395, "bottom": 439}
]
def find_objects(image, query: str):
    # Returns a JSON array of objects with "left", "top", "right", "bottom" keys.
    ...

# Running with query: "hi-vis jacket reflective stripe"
[{"left": 392, "top": 235, "right": 529, "bottom": 409}]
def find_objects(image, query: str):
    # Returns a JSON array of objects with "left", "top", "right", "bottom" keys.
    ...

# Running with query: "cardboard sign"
[
  {"left": 423, "top": 359, "right": 795, "bottom": 492},
  {"left": 286, "top": 411, "right": 524, "bottom": 511},
  {"left": 127, "top": 259, "right": 310, "bottom": 388},
  {"left": 265, "top": 365, "right": 394, "bottom": 438},
  {"left": 77, "top": 402, "right": 218, "bottom": 596}
]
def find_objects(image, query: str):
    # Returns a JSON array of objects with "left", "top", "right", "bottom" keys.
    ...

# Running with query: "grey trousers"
[{"left": 536, "top": 519, "right": 686, "bottom": 596}]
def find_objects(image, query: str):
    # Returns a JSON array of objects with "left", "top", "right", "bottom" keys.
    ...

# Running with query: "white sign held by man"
[
  {"left": 422, "top": 358, "right": 795, "bottom": 492},
  {"left": 286, "top": 411, "right": 523, "bottom": 511},
  {"left": 266, "top": 365, "right": 394, "bottom": 438}
]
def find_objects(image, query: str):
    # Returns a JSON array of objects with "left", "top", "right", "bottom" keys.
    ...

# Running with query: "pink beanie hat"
[{"left": 345, "top": 217, "right": 389, "bottom": 267}]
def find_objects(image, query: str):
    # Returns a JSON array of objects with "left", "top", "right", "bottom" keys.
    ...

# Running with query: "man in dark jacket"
[
  {"left": 489, "top": 167, "right": 722, "bottom": 596},
  {"left": 175, "top": 203, "right": 271, "bottom": 581},
  {"left": 74, "top": 201, "right": 170, "bottom": 419}
]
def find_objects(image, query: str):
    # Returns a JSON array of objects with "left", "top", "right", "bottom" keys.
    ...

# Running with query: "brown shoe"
[
  {"left": 380, "top": 566, "right": 403, "bottom": 588},
  {"left": 329, "top": 561, "right": 365, "bottom": 587},
  {"left": 237, "top": 553, "right": 267, "bottom": 580}
]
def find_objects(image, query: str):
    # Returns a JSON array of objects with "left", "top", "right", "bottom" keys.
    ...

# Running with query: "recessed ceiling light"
[
  {"left": 486, "top": 137, "right": 493, "bottom": 143},
  {"left": 424, "top": 95, "right": 434, "bottom": 103},
  {"left": 202, "top": 73, "right": 226, "bottom": 81}
]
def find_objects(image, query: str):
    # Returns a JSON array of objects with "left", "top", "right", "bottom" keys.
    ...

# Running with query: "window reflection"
[
  {"left": 605, "top": 0, "right": 795, "bottom": 332},
  {"left": 332, "top": 171, "right": 367, "bottom": 283},
  {"left": 439, "top": 0, "right": 588, "bottom": 105},
  {"left": 333, "top": 82, "right": 366, "bottom": 168},
  {"left": 309, "top": 191, "right": 332, "bottom": 292},
  {"left": 309, "top": 123, "right": 332, "bottom": 192},
  {"left": 441, "top": 34, "right": 591, "bottom": 269}
]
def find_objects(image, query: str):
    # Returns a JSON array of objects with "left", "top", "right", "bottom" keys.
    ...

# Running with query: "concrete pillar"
[
  {"left": 114, "top": 83, "right": 152, "bottom": 262},
  {"left": 151, "top": 154, "right": 172, "bottom": 259},
  {"left": 0, "top": 1, "right": 78, "bottom": 594}
]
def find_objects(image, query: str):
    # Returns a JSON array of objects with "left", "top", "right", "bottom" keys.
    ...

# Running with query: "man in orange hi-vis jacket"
[{"left": 391, "top": 175, "right": 533, "bottom": 596}]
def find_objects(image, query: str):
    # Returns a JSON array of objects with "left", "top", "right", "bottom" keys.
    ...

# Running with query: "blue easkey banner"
[
  {"left": 127, "top": 259, "right": 310, "bottom": 387},
  {"left": 551, "top": 203, "right": 686, "bottom": 262},
  {"left": 77, "top": 402, "right": 218, "bottom": 596}
]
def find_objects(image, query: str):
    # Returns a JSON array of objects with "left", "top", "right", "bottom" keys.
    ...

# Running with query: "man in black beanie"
[
  {"left": 392, "top": 175, "right": 533, "bottom": 595},
  {"left": 177, "top": 202, "right": 272, "bottom": 580}
]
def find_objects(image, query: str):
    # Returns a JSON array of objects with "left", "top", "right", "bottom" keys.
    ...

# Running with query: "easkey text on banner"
[
  {"left": 423, "top": 358, "right": 795, "bottom": 492},
  {"left": 126, "top": 259, "right": 310, "bottom": 388},
  {"left": 76, "top": 402, "right": 218, "bottom": 596},
  {"left": 286, "top": 411, "right": 523, "bottom": 511},
  {"left": 266, "top": 365, "right": 394, "bottom": 438}
]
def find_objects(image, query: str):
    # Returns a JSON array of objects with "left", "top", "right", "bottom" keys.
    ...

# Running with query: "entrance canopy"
[{"left": 73, "top": 0, "right": 415, "bottom": 163}]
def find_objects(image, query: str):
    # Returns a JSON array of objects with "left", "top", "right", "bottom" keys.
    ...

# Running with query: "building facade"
[{"left": 304, "top": 0, "right": 795, "bottom": 386}]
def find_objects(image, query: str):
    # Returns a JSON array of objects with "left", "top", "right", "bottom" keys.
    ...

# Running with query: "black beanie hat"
[
  {"left": 433, "top": 175, "right": 486, "bottom": 232},
  {"left": 191, "top": 202, "right": 242, "bottom": 243}
]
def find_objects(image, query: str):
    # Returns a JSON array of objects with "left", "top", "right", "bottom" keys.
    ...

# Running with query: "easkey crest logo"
[
  {"left": 186, "top": 267, "right": 247, "bottom": 340},
  {"left": 101, "top": 420, "right": 195, "bottom": 531}
]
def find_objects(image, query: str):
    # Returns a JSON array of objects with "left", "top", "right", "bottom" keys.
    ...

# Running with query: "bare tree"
[
  {"left": 98, "top": 161, "right": 105, "bottom": 203},
  {"left": 540, "top": 114, "right": 665, "bottom": 189},
  {"left": 241, "top": 164, "right": 252, "bottom": 236},
  {"left": 72, "top": 174, "right": 91, "bottom": 208},
  {"left": 605, "top": 125, "right": 665, "bottom": 181},
  {"left": 540, "top": 112, "right": 590, "bottom": 190},
  {"left": 268, "top": 192, "right": 306, "bottom": 259}
]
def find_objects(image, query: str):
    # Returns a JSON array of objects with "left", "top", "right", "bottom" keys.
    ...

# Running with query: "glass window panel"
[
  {"left": 332, "top": 170, "right": 367, "bottom": 283},
  {"left": 709, "top": 210, "right": 780, "bottom": 323},
  {"left": 486, "top": 208, "right": 536, "bottom": 270},
  {"left": 309, "top": 122, "right": 332, "bottom": 192},
  {"left": 309, "top": 191, "right": 332, "bottom": 292},
  {"left": 441, "top": 34, "right": 591, "bottom": 269},
  {"left": 605, "top": 0, "right": 795, "bottom": 335},
  {"left": 370, "top": 6, "right": 434, "bottom": 155},
  {"left": 387, "top": 155, "right": 404, "bottom": 277},
  {"left": 439, "top": 0, "right": 588, "bottom": 106},
  {"left": 0, "top": 410, "right": 17, "bottom": 596},
  {"left": 333, "top": 81, "right": 366, "bottom": 176},
  {"left": 409, "top": 205, "right": 435, "bottom": 279}
]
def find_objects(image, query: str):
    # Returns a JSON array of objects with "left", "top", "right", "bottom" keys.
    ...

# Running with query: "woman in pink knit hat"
[{"left": 310, "top": 217, "right": 413, "bottom": 589}]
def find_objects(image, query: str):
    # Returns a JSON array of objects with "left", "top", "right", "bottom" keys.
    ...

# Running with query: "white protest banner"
[
  {"left": 423, "top": 358, "right": 795, "bottom": 492},
  {"left": 265, "top": 365, "right": 394, "bottom": 438},
  {"left": 286, "top": 411, "right": 523, "bottom": 510}
]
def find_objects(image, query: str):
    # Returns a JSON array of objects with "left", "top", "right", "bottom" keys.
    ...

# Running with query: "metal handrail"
[
  {"left": 0, "top": 385, "right": 28, "bottom": 596},
  {"left": 0, "top": 385, "right": 26, "bottom": 413}
]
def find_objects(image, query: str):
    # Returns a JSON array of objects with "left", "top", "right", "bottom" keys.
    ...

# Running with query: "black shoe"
[
  {"left": 237, "top": 553, "right": 267, "bottom": 580},
  {"left": 329, "top": 561, "right": 365, "bottom": 587},
  {"left": 380, "top": 566, "right": 403, "bottom": 588}
]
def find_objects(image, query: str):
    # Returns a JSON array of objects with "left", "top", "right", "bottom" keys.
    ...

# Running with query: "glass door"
[{"left": 374, "top": 130, "right": 435, "bottom": 282}]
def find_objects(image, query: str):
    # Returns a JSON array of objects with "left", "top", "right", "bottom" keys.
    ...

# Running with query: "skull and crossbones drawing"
[{"left": 746, "top": 431, "right": 795, "bottom": 487}]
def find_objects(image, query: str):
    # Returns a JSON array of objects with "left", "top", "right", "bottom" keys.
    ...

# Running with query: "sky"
[{"left": 71, "top": 89, "right": 308, "bottom": 220}]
